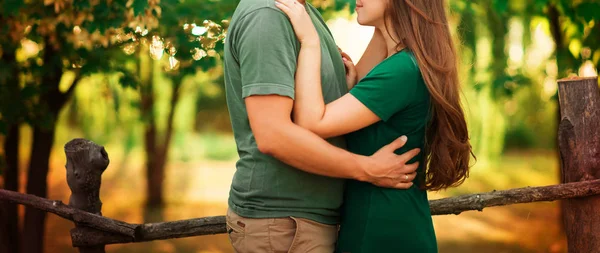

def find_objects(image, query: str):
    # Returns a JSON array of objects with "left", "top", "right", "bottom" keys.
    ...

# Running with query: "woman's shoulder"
[
  {"left": 383, "top": 50, "right": 418, "bottom": 71},
  {"left": 368, "top": 50, "right": 421, "bottom": 81}
]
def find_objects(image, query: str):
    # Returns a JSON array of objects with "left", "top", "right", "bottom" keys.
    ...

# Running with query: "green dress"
[{"left": 335, "top": 49, "right": 437, "bottom": 253}]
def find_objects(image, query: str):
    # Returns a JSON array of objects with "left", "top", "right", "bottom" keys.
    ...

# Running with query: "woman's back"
[{"left": 336, "top": 49, "right": 437, "bottom": 253}]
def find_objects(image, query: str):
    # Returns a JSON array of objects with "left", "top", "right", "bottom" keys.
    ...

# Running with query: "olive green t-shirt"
[
  {"left": 336, "top": 50, "right": 437, "bottom": 252},
  {"left": 223, "top": 0, "right": 348, "bottom": 224}
]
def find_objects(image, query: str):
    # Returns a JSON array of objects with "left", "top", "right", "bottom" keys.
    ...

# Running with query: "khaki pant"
[{"left": 226, "top": 208, "right": 338, "bottom": 253}]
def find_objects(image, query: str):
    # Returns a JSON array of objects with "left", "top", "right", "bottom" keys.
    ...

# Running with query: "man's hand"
[{"left": 359, "top": 136, "right": 420, "bottom": 189}]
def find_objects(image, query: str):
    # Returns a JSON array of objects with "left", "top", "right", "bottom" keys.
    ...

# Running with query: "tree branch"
[{"left": 2, "top": 179, "right": 600, "bottom": 246}]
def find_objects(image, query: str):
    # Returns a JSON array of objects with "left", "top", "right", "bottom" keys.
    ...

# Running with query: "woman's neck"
[{"left": 376, "top": 23, "right": 403, "bottom": 57}]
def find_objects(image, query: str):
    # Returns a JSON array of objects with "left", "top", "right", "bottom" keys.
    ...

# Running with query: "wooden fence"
[{"left": 1, "top": 76, "right": 599, "bottom": 253}]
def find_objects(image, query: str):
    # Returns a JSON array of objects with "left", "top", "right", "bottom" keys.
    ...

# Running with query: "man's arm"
[
  {"left": 235, "top": 8, "right": 418, "bottom": 188},
  {"left": 246, "top": 95, "right": 418, "bottom": 188}
]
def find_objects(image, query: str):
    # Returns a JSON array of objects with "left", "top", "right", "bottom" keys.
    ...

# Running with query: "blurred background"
[{"left": 0, "top": 0, "right": 599, "bottom": 252}]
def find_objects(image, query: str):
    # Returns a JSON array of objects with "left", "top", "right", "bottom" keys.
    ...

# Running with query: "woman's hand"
[
  {"left": 341, "top": 50, "right": 358, "bottom": 89},
  {"left": 275, "top": 0, "right": 319, "bottom": 46}
]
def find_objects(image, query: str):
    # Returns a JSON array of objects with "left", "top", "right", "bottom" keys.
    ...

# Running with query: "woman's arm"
[
  {"left": 301, "top": 30, "right": 389, "bottom": 138},
  {"left": 275, "top": 0, "right": 328, "bottom": 130},
  {"left": 299, "top": 93, "right": 380, "bottom": 138},
  {"left": 294, "top": 36, "right": 381, "bottom": 138},
  {"left": 276, "top": 0, "right": 383, "bottom": 138},
  {"left": 296, "top": 43, "right": 380, "bottom": 138}
]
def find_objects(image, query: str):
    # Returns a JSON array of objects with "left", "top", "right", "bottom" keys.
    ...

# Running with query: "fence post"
[
  {"left": 65, "top": 139, "right": 109, "bottom": 253},
  {"left": 557, "top": 76, "right": 600, "bottom": 253}
]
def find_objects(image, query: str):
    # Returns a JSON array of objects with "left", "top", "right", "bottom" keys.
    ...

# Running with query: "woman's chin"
[{"left": 356, "top": 17, "right": 372, "bottom": 26}]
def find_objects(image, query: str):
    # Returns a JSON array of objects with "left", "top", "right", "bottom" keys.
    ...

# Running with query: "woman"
[{"left": 275, "top": 0, "right": 473, "bottom": 252}]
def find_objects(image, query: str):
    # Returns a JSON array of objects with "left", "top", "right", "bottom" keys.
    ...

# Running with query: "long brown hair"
[{"left": 385, "top": 0, "right": 474, "bottom": 191}]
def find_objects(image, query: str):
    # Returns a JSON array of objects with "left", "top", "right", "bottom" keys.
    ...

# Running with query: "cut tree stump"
[{"left": 65, "top": 139, "right": 110, "bottom": 253}]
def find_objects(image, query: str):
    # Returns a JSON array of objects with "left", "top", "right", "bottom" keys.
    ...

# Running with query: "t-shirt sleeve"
[
  {"left": 235, "top": 8, "right": 299, "bottom": 99},
  {"left": 349, "top": 55, "right": 421, "bottom": 121}
]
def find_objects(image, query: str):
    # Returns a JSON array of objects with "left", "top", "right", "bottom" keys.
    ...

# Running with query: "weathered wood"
[
  {"left": 428, "top": 178, "right": 600, "bottom": 215},
  {"left": 3, "top": 179, "right": 600, "bottom": 246},
  {"left": 72, "top": 216, "right": 226, "bottom": 247},
  {"left": 0, "top": 189, "right": 226, "bottom": 242},
  {"left": 65, "top": 139, "right": 110, "bottom": 253},
  {"left": 70, "top": 227, "right": 133, "bottom": 247},
  {"left": 557, "top": 76, "right": 600, "bottom": 253},
  {"left": 136, "top": 216, "right": 226, "bottom": 241},
  {"left": 0, "top": 189, "right": 136, "bottom": 236}
]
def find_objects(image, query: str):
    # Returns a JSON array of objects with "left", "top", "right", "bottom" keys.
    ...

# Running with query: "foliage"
[
  {"left": 0, "top": 0, "right": 232, "bottom": 136},
  {"left": 0, "top": 0, "right": 159, "bottom": 134}
]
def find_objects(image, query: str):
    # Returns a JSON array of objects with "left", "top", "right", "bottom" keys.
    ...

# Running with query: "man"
[{"left": 223, "top": 0, "right": 419, "bottom": 251}]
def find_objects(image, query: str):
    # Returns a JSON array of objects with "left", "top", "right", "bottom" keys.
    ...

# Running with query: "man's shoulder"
[{"left": 232, "top": 0, "right": 284, "bottom": 22}]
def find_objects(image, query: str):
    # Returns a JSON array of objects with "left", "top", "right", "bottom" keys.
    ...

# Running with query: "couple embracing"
[{"left": 222, "top": 0, "right": 473, "bottom": 252}]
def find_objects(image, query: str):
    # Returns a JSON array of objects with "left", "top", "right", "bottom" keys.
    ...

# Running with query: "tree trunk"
[
  {"left": 0, "top": 33, "right": 22, "bottom": 253},
  {"left": 0, "top": 204, "right": 10, "bottom": 251},
  {"left": 557, "top": 76, "right": 600, "bottom": 253},
  {"left": 21, "top": 126, "right": 56, "bottom": 253},
  {"left": 21, "top": 126, "right": 55, "bottom": 253},
  {"left": 548, "top": 5, "right": 577, "bottom": 78},
  {"left": 1, "top": 125, "right": 20, "bottom": 253},
  {"left": 21, "top": 39, "right": 65, "bottom": 253},
  {"left": 141, "top": 71, "right": 182, "bottom": 223},
  {"left": 143, "top": 119, "right": 161, "bottom": 209},
  {"left": 138, "top": 52, "right": 163, "bottom": 222}
]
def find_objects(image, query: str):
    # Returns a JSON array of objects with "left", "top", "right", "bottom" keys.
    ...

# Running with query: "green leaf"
[
  {"left": 73, "top": 0, "right": 91, "bottom": 10},
  {"left": 92, "top": 1, "right": 111, "bottom": 33},
  {"left": 108, "top": 16, "right": 125, "bottom": 30},
  {"left": 534, "top": 0, "right": 548, "bottom": 8},
  {"left": 82, "top": 20, "right": 98, "bottom": 33},
  {"left": 132, "top": 0, "right": 147, "bottom": 16},
  {"left": 493, "top": 0, "right": 508, "bottom": 14},
  {"left": 575, "top": 2, "right": 600, "bottom": 23},
  {"left": 560, "top": 0, "right": 576, "bottom": 19},
  {"left": 1, "top": 1, "right": 26, "bottom": 16}
]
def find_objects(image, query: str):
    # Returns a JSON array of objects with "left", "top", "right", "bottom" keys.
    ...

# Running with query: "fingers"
[
  {"left": 275, "top": 0, "right": 302, "bottom": 14},
  {"left": 275, "top": 1, "right": 291, "bottom": 13},
  {"left": 393, "top": 182, "right": 414, "bottom": 189},
  {"left": 276, "top": 0, "right": 293, "bottom": 7},
  {"left": 375, "top": 180, "right": 414, "bottom": 189},
  {"left": 389, "top": 168, "right": 417, "bottom": 182},
  {"left": 341, "top": 51, "right": 353, "bottom": 63},
  {"left": 399, "top": 148, "right": 420, "bottom": 163},
  {"left": 402, "top": 162, "right": 419, "bottom": 174},
  {"left": 343, "top": 59, "right": 357, "bottom": 83},
  {"left": 383, "top": 135, "right": 408, "bottom": 152},
  {"left": 343, "top": 58, "right": 354, "bottom": 71}
]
